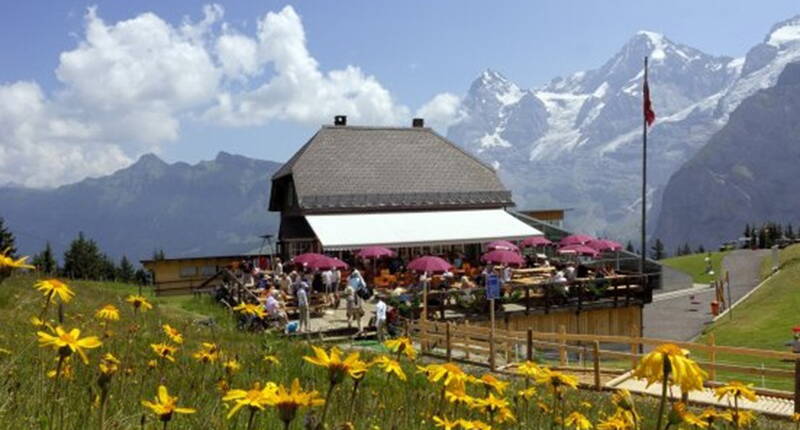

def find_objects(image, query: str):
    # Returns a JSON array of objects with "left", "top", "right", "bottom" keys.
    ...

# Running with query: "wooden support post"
[
  {"left": 527, "top": 329, "right": 534, "bottom": 361},
  {"left": 422, "top": 284, "right": 428, "bottom": 322},
  {"left": 446, "top": 323, "right": 452, "bottom": 362},
  {"left": 559, "top": 324, "right": 567, "bottom": 366},
  {"left": 630, "top": 324, "right": 640, "bottom": 369},
  {"left": 795, "top": 356, "right": 800, "bottom": 414},
  {"left": 593, "top": 340, "right": 601, "bottom": 391},
  {"left": 489, "top": 298, "right": 496, "bottom": 371},
  {"left": 525, "top": 286, "right": 530, "bottom": 315},
  {"left": 708, "top": 332, "right": 717, "bottom": 381},
  {"left": 464, "top": 321, "right": 470, "bottom": 360}
]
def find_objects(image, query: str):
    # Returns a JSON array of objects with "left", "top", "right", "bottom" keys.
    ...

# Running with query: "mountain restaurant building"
[{"left": 269, "top": 116, "right": 542, "bottom": 259}]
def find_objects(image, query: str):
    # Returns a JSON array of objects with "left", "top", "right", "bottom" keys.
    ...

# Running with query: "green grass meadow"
[
  {"left": 0, "top": 273, "right": 794, "bottom": 429},
  {"left": 660, "top": 251, "right": 730, "bottom": 284}
]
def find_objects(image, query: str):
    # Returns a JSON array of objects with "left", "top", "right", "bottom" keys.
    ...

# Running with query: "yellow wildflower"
[
  {"left": 126, "top": 294, "right": 153, "bottom": 312},
  {"left": 141, "top": 385, "right": 196, "bottom": 422},
  {"left": 264, "top": 378, "right": 324, "bottom": 426},
  {"left": 632, "top": 343, "right": 706, "bottom": 392},
  {"left": 715, "top": 381, "right": 757, "bottom": 402},
  {"left": 35, "top": 279, "right": 75, "bottom": 303},
  {"left": 232, "top": 302, "right": 266, "bottom": 319},
  {"left": 432, "top": 416, "right": 459, "bottom": 430},
  {"left": 384, "top": 336, "right": 417, "bottom": 360},
  {"left": 150, "top": 343, "right": 177, "bottom": 362},
  {"left": 222, "top": 381, "right": 277, "bottom": 419},
  {"left": 37, "top": 326, "right": 102, "bottom": 364},
  {"left": 303, "top": 345, "right": 362, "bottom": 385},
  {"left": 95, "top": 305, "right": 120, "bottom": 321},
  {"left": 0, "top": 249, "right": 34, "bottom": 270},
  {"left": 162, "top": 324, "right": 183, "bottom": 344},
  {"left": 371, "top": 355, "right": 406, "bottom": 381},
  {"left": 564, "top": 411, "right": 592, "bottom": 430}
]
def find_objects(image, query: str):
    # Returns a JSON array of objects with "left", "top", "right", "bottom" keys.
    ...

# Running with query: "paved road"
[{"left": 643, "top": 249, "right": 770, "bottom": 340}]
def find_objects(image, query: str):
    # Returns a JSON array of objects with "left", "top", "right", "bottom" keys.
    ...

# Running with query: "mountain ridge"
[
  {"left": 445, "top": 16, "right": 800, "bottom": 242},
  {"left": 2, "top": 152, "right": 281, "bottom": 263}
]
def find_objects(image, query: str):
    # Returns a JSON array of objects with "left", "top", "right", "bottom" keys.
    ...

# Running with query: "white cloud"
[
  {"left": 203, "top": 6, "right": 409, "bottom": 126},
  {"left": 415, "top": 93, "right": 465, "bottom": 133},
  {"left": 0, "top": 4, "right": 460, "bottom": 188}
]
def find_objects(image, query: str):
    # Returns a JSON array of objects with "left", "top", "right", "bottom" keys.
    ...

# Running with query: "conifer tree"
[
  {"left": 650, "top": 238, "right": 666, "bottom": 260},
  {"left": 31, "top": 242, "right": 57, "bottom": 274},
  {"left": 118, "top": 256, "right": 135, "bottom": 283},
  {"left": 0, "top": 217, "right": 17, "bottom": 257},
  {"left": 62, "top": 232, "right": 105, "bottom": 280}
]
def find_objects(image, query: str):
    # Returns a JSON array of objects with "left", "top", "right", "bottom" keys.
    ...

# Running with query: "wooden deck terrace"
[{"left": 390, "top": 273, "right": 652, "bottom": 322}]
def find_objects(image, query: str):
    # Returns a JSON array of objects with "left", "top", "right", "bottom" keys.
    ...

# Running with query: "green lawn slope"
[
  {"left": 660, "top": 250, "right": 730, "bottom": 284},
  {"left": 698, "top": 244, "right": 800, "bottom": 391}
]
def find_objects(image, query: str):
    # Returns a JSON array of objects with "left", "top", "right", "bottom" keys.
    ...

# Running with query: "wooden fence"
[
  {"left": 416, "top": 274, "right": 651, "bottom": 321},
  {"left": 410, "top": 319, "right": 800, "bottom": 411}
]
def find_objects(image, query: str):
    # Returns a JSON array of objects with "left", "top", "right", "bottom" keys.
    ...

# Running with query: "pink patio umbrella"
[
  {"left": 292, "top": 253, "right": 349, "bottom": 270},
  {"left": 557, "top": 244, "right": 600, "bottom": 258},
  {"left": 407, "top": 256, "right": 453, "bottom": 273},
  {"left": 304, "top": 256, "right": 349, "bottom": 271},
  {"left": 520, "top": 236, "right": 553, "bottom": 247},
  {"left": 486, "top": 240, "right": 520, "bottom": 252},
  {"left": 291, "top": 252, "right": 329, "bottom": 266},
  {"left": 357, "top": 246, "right": 396, "bottom": 259},
  {"left": 481, "top": 249, "right": 525, "bottom": 266},
  {"left": 586, "top": 239, "right": 623, "bottom": 252},
  {"left": 559, "top": 234, "right": 595, "bottom": 247}
]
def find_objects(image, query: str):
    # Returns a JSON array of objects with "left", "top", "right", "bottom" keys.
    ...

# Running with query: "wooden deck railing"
[
  {"left": 405, "top": 274, "right": 652, "bottom": 321},
  {"left": 410, "top": 319, "right": 800, "bottom": 411}
]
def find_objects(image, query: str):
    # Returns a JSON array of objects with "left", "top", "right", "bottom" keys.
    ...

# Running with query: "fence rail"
[{"left": 410, "top": 319, "right": 800, "bottom": 411}]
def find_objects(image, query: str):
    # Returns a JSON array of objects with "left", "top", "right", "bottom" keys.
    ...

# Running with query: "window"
[
  {"left": 179, "top": 266, "right": 198, "bottom": 278},
  {"left": 200, "top": 265, "right": 217, "bottom": 276}
]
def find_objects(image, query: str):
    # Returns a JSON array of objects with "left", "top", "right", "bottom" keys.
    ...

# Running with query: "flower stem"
[
  {"left": 246, "top": 408, "right": 256, "bottom": 430},
  {"left": 319, "top": 382, "right": 336, "bottom": 427},
  {"left": 656, "top": 359, "right": 670, "bottom": 430},
  {"left": 348, "top": 379, "right": 362, "bottom": 421}
]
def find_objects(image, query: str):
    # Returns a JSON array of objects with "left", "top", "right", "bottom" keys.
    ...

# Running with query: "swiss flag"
[{"left": 643, "top": 73, "right": 656, "bottom": 126}]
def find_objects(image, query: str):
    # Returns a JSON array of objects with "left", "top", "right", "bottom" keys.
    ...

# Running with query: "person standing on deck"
[
  {"left": 274, "top": 258, "right": 283, "bottom": 279},
  {"left": 297, "top": 280, "right": 310, "bottom": 333},
  {"left": 333, "top": 267, "right": 341, "bottom": 289},
  {"left": 375, "top": 296, "right": 387, "bottom": 342},
  {"left": 322, "top": 268, "right": 333, "bottom": 295},
  {"left": 343, "top": 283, "right": 364, "bottom": 333}
]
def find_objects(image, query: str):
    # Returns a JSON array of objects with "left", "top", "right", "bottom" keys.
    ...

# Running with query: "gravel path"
[{"left": 643, "top": 249, "right": 770, "bottom": 341}]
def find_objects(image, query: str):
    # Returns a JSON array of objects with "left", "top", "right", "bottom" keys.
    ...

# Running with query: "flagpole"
[{"left": 640, "top": 56, "right": 648, "bottom": 277}]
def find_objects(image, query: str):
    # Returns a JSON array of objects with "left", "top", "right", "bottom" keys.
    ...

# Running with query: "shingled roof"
[{"left": 271, "top": 125, "right": 513, "bottom": 212}]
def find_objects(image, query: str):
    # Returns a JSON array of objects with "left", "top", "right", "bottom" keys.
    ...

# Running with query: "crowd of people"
[{"left": 212, "top": 251, "right": 620, "bottom": 338}]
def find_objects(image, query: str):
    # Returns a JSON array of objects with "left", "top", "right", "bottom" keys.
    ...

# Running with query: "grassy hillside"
[
  {"left": 660, "top": 250, "right": 729, "bottom": 284},
  {"left": 698, "top": 245, "right": 800, "bottom": 390},
  {"left": 0, "top": 274, "right": 791, "bottom": 429}
]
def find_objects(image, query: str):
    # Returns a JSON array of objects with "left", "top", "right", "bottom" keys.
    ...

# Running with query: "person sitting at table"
[
  {"left": 546, "top": 270, "right": 569, "bottom": 305},
  {"left": 265, "top": 290, "right": 288, "bottom": 327},
  {"left": 502, "top": 265, "right": 513, "bottom": 283},
  {"left": 576, "top": 264, "right": 590, "bottom": 278},
  {"left": 565, "top": 264, "right": 577, "bottom": 282},
  {"left": 459, "top": 275, "right": 476, "bottom": 289}
]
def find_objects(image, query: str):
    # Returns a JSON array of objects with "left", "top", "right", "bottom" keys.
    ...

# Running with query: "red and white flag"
[{"left": 643, "top": 67, "right": 656, "bottom": 126}]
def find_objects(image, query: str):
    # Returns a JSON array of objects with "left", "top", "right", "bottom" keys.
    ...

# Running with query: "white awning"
[{"left": 305, "top": 209, "right": 542, "bottom": 251}]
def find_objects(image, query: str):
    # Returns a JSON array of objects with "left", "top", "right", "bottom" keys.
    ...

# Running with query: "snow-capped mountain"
[{"left": 446, "top": 17, "right": 800, "bottom": 241}]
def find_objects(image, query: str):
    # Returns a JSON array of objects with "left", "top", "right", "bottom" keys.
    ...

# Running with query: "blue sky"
[{"left": 1, "top": 1, "right": 798, "bottom": 186}]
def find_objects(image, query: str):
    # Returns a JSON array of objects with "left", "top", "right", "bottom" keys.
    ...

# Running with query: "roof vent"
[
  {"left": 334, "top": 115, "right": 347, "bottom": 126},
  {"left": 412, "top": 118, "right": 424, "bottom": 128}
]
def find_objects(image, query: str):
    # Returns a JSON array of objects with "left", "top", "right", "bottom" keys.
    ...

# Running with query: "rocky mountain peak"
[
  {"left": 468, "top": 69, "right": 525, "bottom": 106},
  {"left": 765, "top": 15, "right": 800, "bottom": 48}
]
